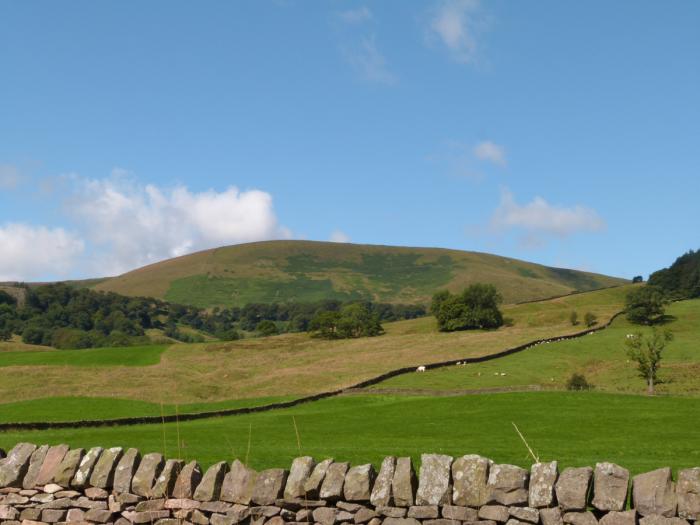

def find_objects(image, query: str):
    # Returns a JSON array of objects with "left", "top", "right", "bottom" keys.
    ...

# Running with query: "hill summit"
[{"left": 94, "top": 240, "right": 627, "bottom": 308}]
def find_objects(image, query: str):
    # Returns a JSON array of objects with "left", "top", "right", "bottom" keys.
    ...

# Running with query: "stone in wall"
[
  {"left": 529, "top": 461, "right": 558, "bottom": 508},
  {"left": 251, "top": 468, "right": 288, "bottom": 505},
  {"left": 151, "top": 458, "right": 183, "bottom": 498},
  {"left": 36, "top": 444, "right": 70, "bottom": 488},
  {"left": 562, "top": 511, "right": 598, "bottom": 525},
  {"left": 599, "top": 510, "right": 637, "bottom": 525},
  {"left": 22, "top": 444, "right": 49, "bottom": 489},
  {"left": 0, "top": 442, "right": 37, "bottom": 488},
  {"left": 173, "top": 460, "right": 203, "bottom": 499},
  {"left": 71, "top": 446, "right": 103, "bottom": 488},
  {"left": 639, "top": 516, "right": 691, "bottom": 525},
  {"left": 487, "top": 464, "right": 529, "bottom": 506},
  {"left": 676, "top": 467, "right": 700, "bottom": 521},
  {"left": 416, "top": 454, "right": 453, "bottom": 506},
  {"left": 193, "top": 461, "right": 229, "bottom": 501},
  {"left": 453, "top": 455, "right": 492, "bottom": 507},
  {"left": 284, "top": 456, "right": 315, "bottom": 500},
  {"left": 540, "top": 506, "right": 564, "bottom": 525},
  {"left": 89, "top": 446, "right": 123, "bottom": 489},
  {"left": 113, "top": 448, "right": 141, "bottom": 494},
  {"left": 304, "top": 457, "right": 333, "bottom": 499},
  {"left": 320, "top": 461, "right": 349, "bottom": 500},
  {"left": 633, "top": 467, "right": 677, "bottom": 517},
  {"left": 592, "top": 462, "right": 629, "bottom": 512},
  {"left": 371, "top": 456, "right": 396, "bottom": 507},
  {"left": 393, "top": 457, "right": 418, "bottom": 508},
  {"left": 555, "top": 467, "right": 592, "bottom": 511},
  {"left": 221, "top": 459, "right": 257, "bottom": 504},
  {"left": 51, "top": 447, "right": 83, "bottom": 487},
  {"left": 132, "top": 452, "right": 164, "bottom": 497},
  {"left": 344, "top": 464, "right": 376, "bottom": 502}
]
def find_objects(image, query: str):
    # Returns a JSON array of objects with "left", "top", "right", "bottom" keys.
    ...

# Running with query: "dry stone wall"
[{"left": 1, "top": 443, "right": 699, "bottom": 525}]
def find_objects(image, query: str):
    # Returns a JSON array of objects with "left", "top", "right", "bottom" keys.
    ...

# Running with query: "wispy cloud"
[
  {"left": 490, "top": 188, "right": 606, "bottom": 243},
  {"left": 428, "top": 0, "right": 486, "bottom": 64},
  {"left": 473, "top": 140, "right": 507, "bottom": 167},
  {"left": 336, "top": 6, "right": 397, "bottom": 84},
  {"left": 329, "top": 230, "right": 351, "bottom": 243},
  {"left": 0, "top": 164, "right": 23, "bottom": 190}
]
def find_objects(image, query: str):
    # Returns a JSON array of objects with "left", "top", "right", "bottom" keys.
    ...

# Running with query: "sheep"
[{"left": 416, "top": 365, "right": 426, "bottom": 372}]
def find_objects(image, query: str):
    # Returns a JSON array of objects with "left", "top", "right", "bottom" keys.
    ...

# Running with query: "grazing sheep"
[
  {"left": 500, "top": 372, "right": 506, "bottom": 376},
  {"left": 416, "top": 365, "right": 426, "bottom": 372}
]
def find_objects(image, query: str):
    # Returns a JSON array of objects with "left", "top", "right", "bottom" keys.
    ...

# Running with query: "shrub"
[
  {"left": 584, "top": 312, "right": 597, "bottom": 327},
  {"left": 566, "top": 373, "right": 591, "bottom": 391},
  {"left": 570, "top": 311, "right": 578, "bottom": 326},
  {"left": 256, "top": 320, "right": 279, "bottom": 336}
]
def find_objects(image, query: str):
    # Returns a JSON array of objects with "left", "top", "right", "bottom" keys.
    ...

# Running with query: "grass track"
[{"left": 1, "top": 392, "right": 698, "bottom": 475}]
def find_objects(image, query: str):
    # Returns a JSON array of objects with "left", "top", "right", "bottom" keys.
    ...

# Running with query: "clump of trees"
[
  {"left": 625, "top": 285, "right": 668, "bottom": 325},
  {"left": 625, "top": 329, "right": 673, "bottom": 395},
  {"left": 431, "top": 284, "right": 504, "bottom": 332},
  {"left": 309, "top": 303, "right": 384, "bottom": 339},
  {"left": 566, "top": 373, "right": 591, "bottom": 391},
  {"left": 648, "top": 249, "right": 700, "bottom": 299}
]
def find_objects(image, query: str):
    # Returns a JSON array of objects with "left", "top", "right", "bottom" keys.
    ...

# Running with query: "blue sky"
[{"left": 1, "top": 1, "right": 698, "bottom": 282}]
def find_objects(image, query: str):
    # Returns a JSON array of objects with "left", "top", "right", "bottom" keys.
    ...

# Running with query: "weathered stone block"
[
  {"left": 407, "top": 506, "right": 438, "bottom": 519},
  {"left": 304, "top": 458, "right": 333, "bottom": 500},
  {"left": 89, "top": 447, "right": 122, "bottom": 489},
  {"left": 509, "top": 507, "right": 539, "bottom": 523},
  {"left": 135, "top": 499, "right": 166, "bottom": 512},
  {"left": 540, "top": 507, "right": 564, "bottom": 525},
  {"left": 313, "top": 507, "right": 338, "bottom": 525},
  {"left": 66, "top": 508, "right": 85, "bottom": 522},
  {"left": 376, "top": 506, "right": 407, "bottom": 518},
  {"left": 220, "top": 460, "right": 256, "bottom": 504},
  {"left": 416, "top": 454, "right": 453, "bottom": 506},
  {"left": 633, "top": 467, "right": 677, "bottom": 517},
  {"left": 284, "top": 456, "right": 315, "bottom": 500},
  {"left": 52, "top": 449, "right": 84, "bottom": 488},
  {"left": 71, "top": 448, "right": 102, "bottom": 489},
  {"left": 677, "top": 467, "right": 700, "bottom": 520},
  {"left": 441, "top": 504, "right": 477, "bottom": 521},
  {"left": 425, "top": 520, "right": 465, "bottom": 525},
  {"left": 555, "top": 467, "right": 593, "bottom": 511},
  {"left": 172, "top": 460, "right": 202, "bottom": 499},
  {"left": 0, "top": 505, "right": 19, "bottom": 520},
  {"left": 112, "top": 448, "right": 140, "bottom": 494},
  {"left": 193, "top": 461, "right": 228, "bottom": 501},
  {"left": 41, "top": 509, "right": 66, "bottom": 523},
  {"left": 20, "top": 508, "right": 41, "bottom": 521},
  {"left": 370, "top": 456, "right": 395, "bottom": 507},
  {"left": 529, "top": 461, "right": 558, "bottom": 508},
  {"left": 150, "top": 459, "right": 183, "bottom": 499},
  {"left": 599, "top": 510, "right": 636, "bottom": 525},
  {"left": 639, "top": 516, "right": 689, "bottom": 525},
  {"left": 344, "top": 464, "right": 376, "bottom": 503},
  {"left": 0, "top": 443, "right": 37, "bottom": 488},
  {"left": 251, "top": 468, "right": 288, "bottom": 505},
  {"left": 200, "top": 501, "right": 233, "bottom": 513},
  {"left": 121, "top": 510, "right": 170, "bottom": 524},
  {"left": 85, "top": 487, "right": 108, "bottom": 499},
  {"left": 593, "top": 462, "right": 629, "bottom": 512},
  {"left": 22, "top": 446, "right": 49, "bottom": 489},
  {"left": 83, "top": 509, "right": 113, "bottom": 523},
  {"left": 452, "top": 454, "right": 491, "bottom": 507},
  {"left": 562, "top": 512, "right": 598, "bottom": 525},
  {"left": 131, "top": 452, "right": 164, "bottom": 497},
  {"left": 35, "top": 445, "right": 69, "bottom": 488},
  {"left": 382, "top": 518, "right": 421, "bottom": 525},
  {"left": 478, "top": 505, "right": 510, "bottom": 523},
  {"left": 392, "top": 457, "right": 417, "bottom": 508},
  {"left": 487, "top": 464, "right": 529, "bottom": 506},
  {"left": 320, "top": 462, "right": 349, "bottom": 501},
  {"left": 43, "top": 484, "right": 62, "bottom": 494},
  {"left": 354, "top": 508, "right": 378, "bottom": 523}
]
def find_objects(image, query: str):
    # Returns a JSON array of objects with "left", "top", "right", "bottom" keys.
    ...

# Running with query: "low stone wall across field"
[{"left": 1, "top": 443, "right": 698, "bottom": 525}]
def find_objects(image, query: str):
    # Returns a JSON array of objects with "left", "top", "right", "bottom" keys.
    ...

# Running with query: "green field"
[
  {"left": 372, "top": 299, "right": 700, "bottom": 396},
  {"left": 0, "top": 345, "right": 168, "bottom": 367},
  {"left": 1, "top": 392, "right": 699, "bottom": 475},
  {"left": 94, "top": 240, "right": 627, "bottom": 307}
]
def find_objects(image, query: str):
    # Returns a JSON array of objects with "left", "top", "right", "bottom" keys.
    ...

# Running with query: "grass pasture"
[
  {"left": 0, "top": 345, "right": 168, "bottom": 368},
  {"left": 1, "top": 392, "right": 699, "bottom": 475}
]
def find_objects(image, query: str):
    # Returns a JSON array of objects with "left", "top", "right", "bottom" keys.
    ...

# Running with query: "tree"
[
  {"left": 432, "top": 284, "right": 503, "bottom": 332},
  {"left": 0, "top": 327, "right": 11, "bottom": 342},
  {"left": 625, "top": 285, "right": 667, "bottom": 325},
  {"left": 584, "top": 312, "right": 597, "bottom": 327},
  {"left": 336, "top": 303, "right": 383, "bottom": 338},
  {"left": 256, "top": 320, "right": 279, "bottom": 336},
  {"left": 632, "top": 276, "right": 644, "bottom": 283},
  {"left": 309, "top": 311, "right": 341, "bottom": 339},
  {"left": 625, "top": 328, "right": 673, "bottom": 395},
  {"left": 566, "top": 373, "right": 591, "bottom": 391},
  {"left": 569, "top": 311, "right": 578, "bottom": 326}
]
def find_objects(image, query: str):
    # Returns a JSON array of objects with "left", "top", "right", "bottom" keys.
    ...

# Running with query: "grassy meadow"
[
  {"left": 0, "top": 344, "right": 167, "bottom": 368},
  {"left": 0, "top": 286, "right": 633, "bottom": 417},
  {"left": 1, "top": 392, "right": 698, "bottom": 475}
]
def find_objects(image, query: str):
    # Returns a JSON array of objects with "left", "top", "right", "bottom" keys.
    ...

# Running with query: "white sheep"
[{"left": 416, "top": 365, "right": 426, "bottom": 372}]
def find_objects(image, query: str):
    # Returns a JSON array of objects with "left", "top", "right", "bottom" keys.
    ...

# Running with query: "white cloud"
[
  {"left": 0, "top": 223, "right": 84, "bottom": 281},
  {"left": 0, "top": 165, "right": 22, "bottom": 190},
  {"left": 490, "top": 188, "right": 606, "bottom": 238},
  {"left": 339, "top": 6, "right": 372, "bottom": 24},
  {"left": 329, "top": 230, "right": 351, "bottom": 243},
  {"left": 67, "top": 173, "right": 291, "bottom": 275},
  {"left": 473, "top": 141, "right": 507, "bottom": 167},
  {"left": 344, "top": 35, "right": 397, "bottom": 84},
  {"left": 429, "top": 0, "right": 484, "bottom": 64}
]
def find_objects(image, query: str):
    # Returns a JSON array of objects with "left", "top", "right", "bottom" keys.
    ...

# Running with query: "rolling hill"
[{"left": 93, "top": 240, "right": 628, "bottom": 307}]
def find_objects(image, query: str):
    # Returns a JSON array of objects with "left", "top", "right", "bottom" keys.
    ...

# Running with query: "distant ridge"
[{"left": 93, "top": 240, "right": 628, "bottom": 308}]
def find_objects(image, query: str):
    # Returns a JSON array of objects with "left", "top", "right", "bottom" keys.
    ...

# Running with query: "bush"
[
  {"left": 309, "top": 304, "right": 383, "bottom": 339},
  {"left": 432, "top": 284, "right": 503, "bottom": 332},
  {"left": 256, "top": 320, "right": 279, "bottom": 336},
  {"left": 569, "top": 311, "right": 578, "bottom": 326},
  {"left": 567, "top": 373, "right": 591, "bottom": 391},
  {"left": 584, "top": 312, "right": 597, "bottom": 327}
]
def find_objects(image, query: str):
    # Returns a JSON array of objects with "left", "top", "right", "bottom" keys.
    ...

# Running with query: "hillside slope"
[{"left": 94, "top": 240, "right": 627, "bottom": 307}]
